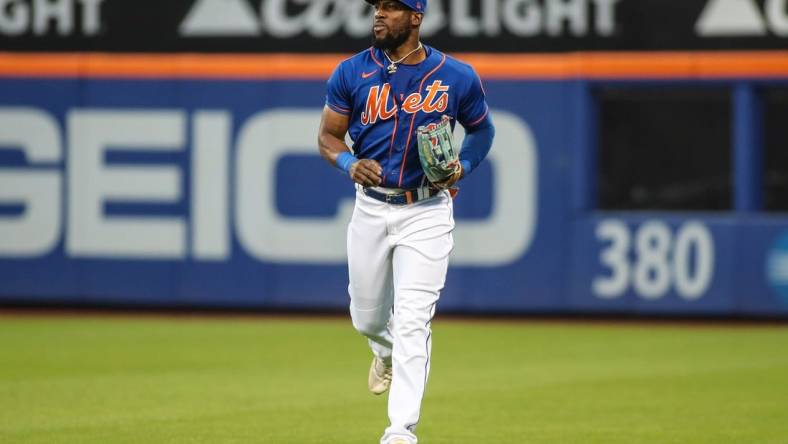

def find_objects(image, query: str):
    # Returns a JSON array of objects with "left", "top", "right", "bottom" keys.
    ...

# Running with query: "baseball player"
[{"left": 317, "top": 0, "right": 495, "bottom": 442}]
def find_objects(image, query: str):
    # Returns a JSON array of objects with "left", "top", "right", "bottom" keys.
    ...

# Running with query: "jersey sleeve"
[
  {"left": 325, "top": 62, "right": 352, "bottom": 116},
  {"left": 457, "top": 67, "right": 490, "bottom": 129}
]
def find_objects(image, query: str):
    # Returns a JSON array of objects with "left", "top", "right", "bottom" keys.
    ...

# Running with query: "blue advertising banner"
[
  {"left": 0, "top": 78, "right": 559, "bottom": 311},
  {"left": 1, "top": 74, "right": 787, "bottom": 315}
]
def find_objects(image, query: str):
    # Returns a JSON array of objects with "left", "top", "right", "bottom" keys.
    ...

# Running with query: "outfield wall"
[{"left": 1, "top": 52, "right": 788, "bottom": 316}]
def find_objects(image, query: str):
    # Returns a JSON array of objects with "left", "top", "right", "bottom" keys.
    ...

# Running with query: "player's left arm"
[
  {"left": 458, "top": 114, "right": 494, "bottom": 179},
  {"left": 431, "top": 115, "right": 494, "bottom": 189},
  {"left": 436, "top": 68, "right": 495, "bottom": 188},
  {"left": 458, "top": 67, "right": 495, "bottom": 179}
]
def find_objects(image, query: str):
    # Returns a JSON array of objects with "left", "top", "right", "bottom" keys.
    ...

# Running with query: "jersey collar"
[{"left": 371, "top": 44, "right": 443, "bottom": 87}]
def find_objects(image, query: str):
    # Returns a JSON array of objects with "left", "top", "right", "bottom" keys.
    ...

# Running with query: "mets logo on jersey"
[{"left": 360, "top": 80, "right": 450, "bottom": 125}]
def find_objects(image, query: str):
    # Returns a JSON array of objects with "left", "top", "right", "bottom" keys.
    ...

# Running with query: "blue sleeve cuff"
[
  {"left": 336, "top": 151, "right": 359, "bottom": 174},
  {"left": 326, "top": 102, "right": 351, "bottom": 115},
  {"left": 460, "top": 160, "right": 472, "bottom": 177}
]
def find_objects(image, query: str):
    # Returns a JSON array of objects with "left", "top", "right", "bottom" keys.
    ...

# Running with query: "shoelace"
[{"left": 377, "top": 361, "right": 392, "bottom": 381}]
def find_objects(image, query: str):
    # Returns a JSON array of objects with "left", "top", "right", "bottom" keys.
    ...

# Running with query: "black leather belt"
[{"left": 362, "top": 186, "right": 442, "bottom": 205}]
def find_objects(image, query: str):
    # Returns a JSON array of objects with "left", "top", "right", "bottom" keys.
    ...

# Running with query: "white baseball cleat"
[
  {"left": 388, "top": 440, "right": 411, "bottom": 444},
  {"left": 368, "top": 356, "right": 392, "bottom": 395}
]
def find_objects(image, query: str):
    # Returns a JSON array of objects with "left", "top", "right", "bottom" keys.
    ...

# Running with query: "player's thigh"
[
  {"left": 391, "top": 198, "right": 454, "bottom": 302},
  {"left": 392, "top": 231, "right": 452, "bottom": 299},
  {"left": 347, "top": 195, "right": 394, "bottom": 310}
]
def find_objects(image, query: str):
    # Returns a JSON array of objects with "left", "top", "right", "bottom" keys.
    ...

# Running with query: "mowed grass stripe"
[{"left": 0, "top": 316, "right": 786, "bottom": 443}]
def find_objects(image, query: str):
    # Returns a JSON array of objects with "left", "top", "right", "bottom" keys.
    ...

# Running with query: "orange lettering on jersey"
[
  {"left": 401, "top": 94, "right": 422, "bottom": 113},
  {"left": 427, "top": 93, "right": 448, "bottom": 114},
  {"left": 361, "top": 81, "right": 450, "bottom": 124},
  {"left": 421, "top": 80, "right": 450, "bottom": 113},
  {"left": 400, "top": 80, "right": 450, "bottom": 114},
  {"left": 361, "top": 84, "right": 397, "bottom": 125}
]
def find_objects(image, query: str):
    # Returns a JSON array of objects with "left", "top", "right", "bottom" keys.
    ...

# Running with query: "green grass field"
[{"left": 1, "top": 314, "right": 787, "bottom": 443}]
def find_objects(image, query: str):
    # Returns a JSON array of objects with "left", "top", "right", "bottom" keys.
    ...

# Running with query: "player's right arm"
[{"left": 318, "top": 106, "right": 382, "bottom": 187}]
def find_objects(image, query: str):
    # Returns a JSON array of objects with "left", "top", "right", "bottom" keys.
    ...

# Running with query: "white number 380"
[{"left": 592, "top": 220, "right": 715, "bottom": 301}]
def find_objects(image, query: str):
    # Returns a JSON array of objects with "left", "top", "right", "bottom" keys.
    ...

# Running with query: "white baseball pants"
[{"left": 347, "top": 187, "right": 454, "bottom": 444}]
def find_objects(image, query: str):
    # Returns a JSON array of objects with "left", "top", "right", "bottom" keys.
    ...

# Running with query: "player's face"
[{"left": 371, "top": 0, "right": 416, "bottom": 51}]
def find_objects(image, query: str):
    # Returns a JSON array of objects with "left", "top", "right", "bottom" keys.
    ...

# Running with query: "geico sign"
[{"left": 0, "top": 107, "right": 536, "bottom": 265}]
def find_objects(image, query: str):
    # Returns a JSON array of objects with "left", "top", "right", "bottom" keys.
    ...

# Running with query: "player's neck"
[{"left": 388, "top": 37, "right": 425, "bottom": 65}]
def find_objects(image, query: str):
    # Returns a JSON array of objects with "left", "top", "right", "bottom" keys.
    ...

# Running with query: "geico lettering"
[
  {"left": 235, "top": 109, "right": 353, "bottom": 263},
  {"left": 237, "top": 108, "right": 536, "bottom": 265},
  {"left": 0, "top": 107, "right": 61, "bottom": 256},
  {"left": 66, "top": 110, "right": 187, "bottom": 259},
  {"left": 191, "top": 111, "right": 232, "bottom": 261},
  {"left": 0, "top": 0, "right": 104, "bottom": 36},
  {"left": 0, "top": 107, "right": 536, "bottom": 266}
]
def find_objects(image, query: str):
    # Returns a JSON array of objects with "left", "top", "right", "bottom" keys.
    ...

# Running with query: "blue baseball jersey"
[{"left": 325, "top": 45, "right": 490, "bottom": 189}]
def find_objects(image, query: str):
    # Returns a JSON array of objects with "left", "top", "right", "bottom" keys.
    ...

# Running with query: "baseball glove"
[{"left": 416, "top": 115, "right": 461, "bottom": 187}]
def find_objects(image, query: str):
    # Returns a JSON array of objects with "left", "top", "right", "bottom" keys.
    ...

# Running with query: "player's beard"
[{"left": 372, "top": 24, "right": 413, "bottom": 52}]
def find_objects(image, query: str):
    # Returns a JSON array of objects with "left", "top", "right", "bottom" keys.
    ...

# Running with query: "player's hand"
[
  {"left": 349, "top": 159, "right": 383, "bottom": 187},
  {"left": 431, "top": 162, "right": 463, "bottom": 190}
]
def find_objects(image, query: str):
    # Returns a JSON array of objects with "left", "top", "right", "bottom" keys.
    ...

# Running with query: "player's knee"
[{"left": 351, "top": 316, "right": 387, "bottom": 338}]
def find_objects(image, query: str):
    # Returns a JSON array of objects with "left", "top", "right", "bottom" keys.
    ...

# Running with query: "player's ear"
[{"left": 410, "top": 12, "right": 423, "bottom": 27}]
